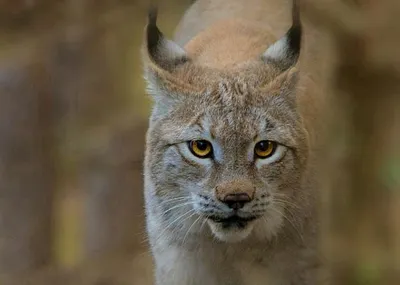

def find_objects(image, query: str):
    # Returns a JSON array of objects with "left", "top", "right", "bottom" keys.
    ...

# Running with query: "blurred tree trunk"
[
  {"left": 0, "top": 0, "right": 67, "bottom": 278},
  {"left": 0, "top": 0, "right": 187, "bottom": 284},
  {"left": 0, "top": 44, "right": 55, "bottom": 276},
  {"left": 50, "top": 0, "right": 149, "bottom": 259},
  {"left": 304, "top": 0, "right": 400, "bottom": 284},
  {"left": 81, "top": 121, "right": 147, "bottom": 258},
  {"left": 0, "top": 0, "right": 148, "bottom": 278}
]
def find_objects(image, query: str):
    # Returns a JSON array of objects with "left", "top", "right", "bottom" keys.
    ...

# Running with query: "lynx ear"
[
  {"left": 143, "top": 7, "right": 197, "bottom": 117},
  {"left": 144, "top": 7, "right": 188, "bottom": 71},
  {"left": 262, "top": 0, "right": 301, "bottom": 71}
]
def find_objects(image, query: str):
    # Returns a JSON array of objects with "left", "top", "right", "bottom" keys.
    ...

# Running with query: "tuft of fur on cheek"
[{"left": 252, "top": 202, "right": 285, "bottom": 241}]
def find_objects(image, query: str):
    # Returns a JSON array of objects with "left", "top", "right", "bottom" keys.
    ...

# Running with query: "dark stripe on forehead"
[
  {"left": 210, "top": 124, "right": 216, "bottom": 140},
  {"left": 264, "top": 119, "right": 275, "bottom": 130},
  {"left": 220, "top": 82, "right": 230, "bottom": 93},
  {"left": 188, "top": 111, "right": 206, "bottom": 131},
  {"left": 255, "top": 119, "right": 275, "bottom": 139},
  {"left": 234, "top": 82, "right": 244, "bottom": 96}
]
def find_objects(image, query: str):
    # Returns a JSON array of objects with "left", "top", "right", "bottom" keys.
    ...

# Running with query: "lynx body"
[{"left": 142, "top": 0, "right": 327, "bottom": 284}]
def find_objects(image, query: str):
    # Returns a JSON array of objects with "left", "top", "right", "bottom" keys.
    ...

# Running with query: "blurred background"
[
  {"left": 0, "top": 0, "right": 189, "bottom": 284},
  {"left": 0, "top": 0, "right": 399, "bottom": 285}
]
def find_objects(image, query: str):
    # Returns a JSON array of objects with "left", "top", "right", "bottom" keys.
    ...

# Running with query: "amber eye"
[
  {"left": 254, "top": 140, "right": 277, "bottom": 159},
  {"left": 188, "top": 140, "right": 213, "bottom": 158}
]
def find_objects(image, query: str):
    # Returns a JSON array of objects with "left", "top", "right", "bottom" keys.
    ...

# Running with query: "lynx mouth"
[{"left": 208, "top": 215, "right": 259, "bottom": 229}]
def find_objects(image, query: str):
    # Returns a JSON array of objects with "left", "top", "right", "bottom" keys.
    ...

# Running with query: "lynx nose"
[
  {"left": 216, "top": 180, "right": 255, "bottom": 210},
  {"left": 223, "top": 193, "right": 252, "bottom": 210}
]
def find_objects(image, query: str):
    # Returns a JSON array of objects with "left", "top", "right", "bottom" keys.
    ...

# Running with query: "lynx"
[{"left": 142, "top": 0, "right": 327, "bottom": 284}]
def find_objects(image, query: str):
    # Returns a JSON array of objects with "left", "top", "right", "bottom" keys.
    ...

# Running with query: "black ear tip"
[
  {"left": 146, "top": 5, "right": 163, "bottom": 59},
  {"left": 292, "top": 0, "right": 301, "bottom": 27},
  {"left": 289, "top": 0, "right": 302, "bottom": 56},
  {"left": 148, "top": 6, "right": 158, "bottom": 26}
]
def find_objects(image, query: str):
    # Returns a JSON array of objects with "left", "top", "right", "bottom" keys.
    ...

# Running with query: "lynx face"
[{"left": 143, "top": 9, "right": 309, "bottom": 243}]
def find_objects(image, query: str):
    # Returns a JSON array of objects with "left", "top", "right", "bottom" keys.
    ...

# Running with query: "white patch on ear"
[
  {"left": 143, "top": 7, "right": 190, "bottom": 120},
  {"left": 263, "top": 36, "right": 289, "bottom": 62},
  {"left": 161, "top": 38, "right": 186, "bottom": 59},
  {"left": 145, "top": 8, "right": 187, "bottom": 69},
  {"left": 263, "top": 0, "right": 301, "bottom": 67}
]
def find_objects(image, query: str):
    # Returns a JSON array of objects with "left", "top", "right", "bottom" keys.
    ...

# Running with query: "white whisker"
[
  {"left": 155, "top": 208, "right": 196, "bottom": 243},
  {"left": 269, "top": 206, "right": 304, "bottom": 243},
  {"left": 199, "top": 217, "right": 208, "bottom": 232},
  {"left": 182, "top": 215, "right": 202, "bottom": 246},
  {"left": 273, "top": 198, "right": 301, "bottom": 210},
  {"left": 163, "top": 201, "right": 195, "bottom": 215},
  {"left": 159, "top": 196, "right": 191, "bottom": 205},
  {"left": 273, "top": 201, "right": 298, "bottom": 218}
]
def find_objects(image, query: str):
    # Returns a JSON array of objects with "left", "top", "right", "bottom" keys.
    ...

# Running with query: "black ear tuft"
[
  {"left": 148, "top": 6, "right": 158, "bottom": 26},
  {"left": 144, "top": 5, "right": 188, "bottom": 70},
  {"left": 146, "top": 6, "right": 162, "bottom": 58},
  {"left": 287, "top": 0, "right": 302, "bottom": 63},
  {"left": 262, "top": 0, "right": 302, "bottom": 71}
]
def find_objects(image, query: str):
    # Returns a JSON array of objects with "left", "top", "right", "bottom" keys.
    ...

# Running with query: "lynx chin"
[{"left": 142, "top": 0, "right": 327, "bottom": 284}]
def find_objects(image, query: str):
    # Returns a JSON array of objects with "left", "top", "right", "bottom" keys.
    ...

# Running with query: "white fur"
[
  {"left": 160, "top": 38, "right": 187, "bottom": 59},
  {"left": 263, "top": 36, "right": 289, "bottom": 61}
]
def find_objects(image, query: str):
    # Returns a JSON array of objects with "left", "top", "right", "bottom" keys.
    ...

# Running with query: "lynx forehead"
[{"left": 142, "top": 0, "right": 322, "bottom": 284}]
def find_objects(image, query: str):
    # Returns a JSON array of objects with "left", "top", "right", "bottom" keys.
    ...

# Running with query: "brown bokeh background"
[
  {"left": 0, "top": 1, "right": 190, "bottom": 284},
  {"left": 0, "top": 0, "right": 399, "bottom": 285}
]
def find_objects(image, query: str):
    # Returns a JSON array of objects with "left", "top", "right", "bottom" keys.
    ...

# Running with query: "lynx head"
[{"left": 143, "top": 4, "right": 310, "bottom": 243}]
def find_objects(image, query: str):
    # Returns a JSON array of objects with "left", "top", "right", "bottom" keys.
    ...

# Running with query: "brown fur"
[
  {"left": 142, "top": 0, "right": 329, "bottom": 284},
  {"left": 215, "top": 179, "right": 256, "bottom": 201},
  {"left": 184, "top": 19, "right": 277, "bottom": 69}
]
